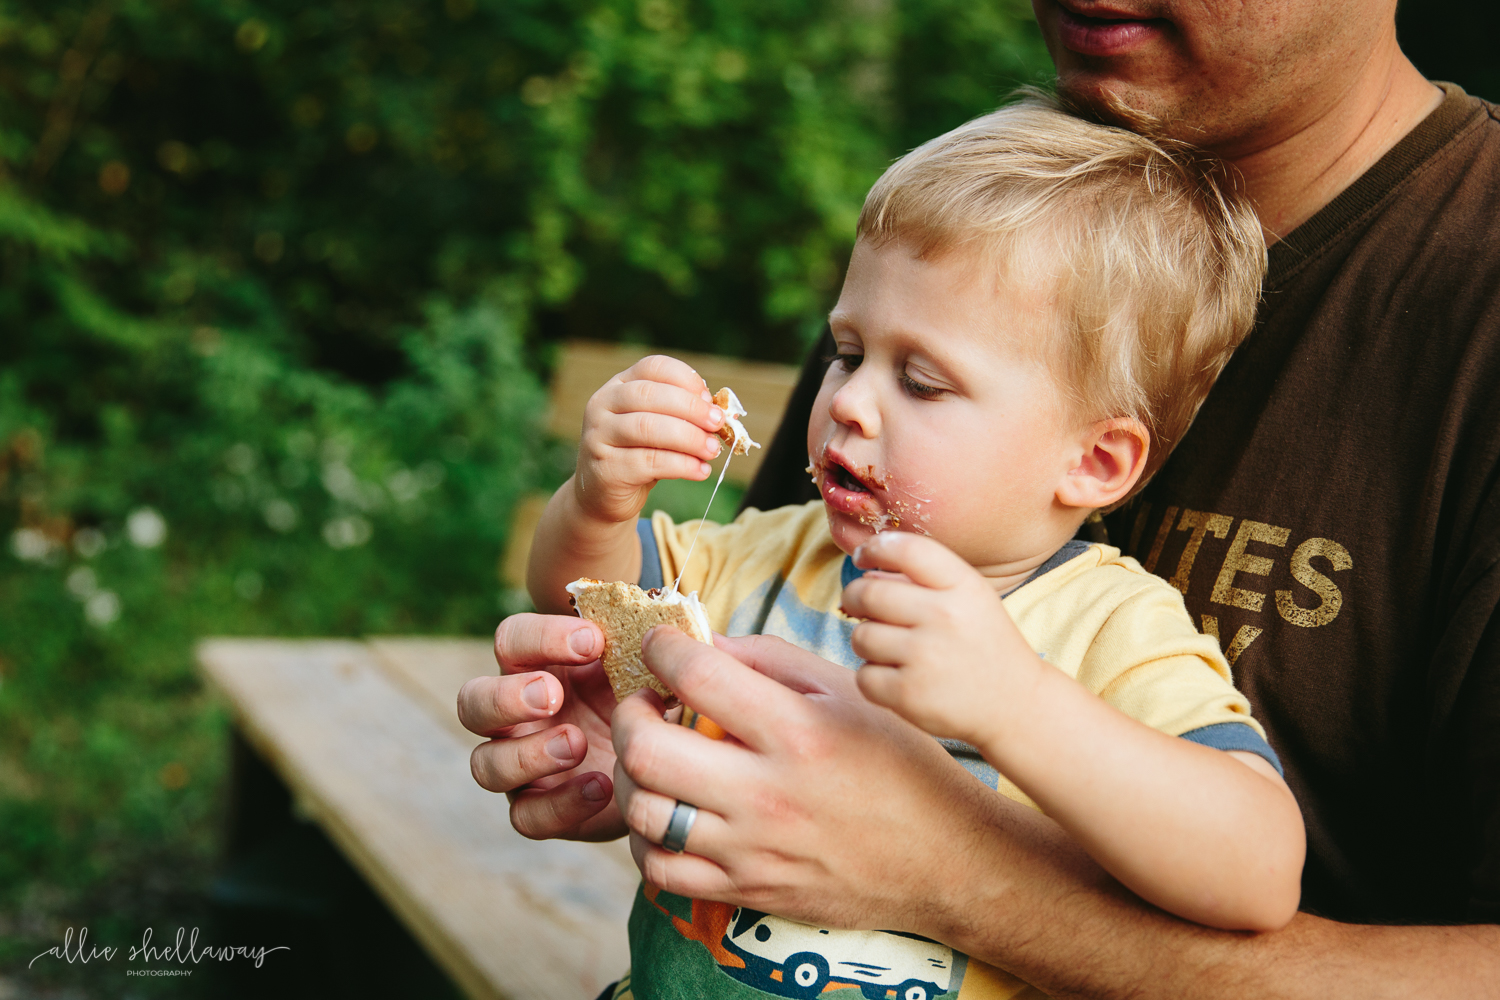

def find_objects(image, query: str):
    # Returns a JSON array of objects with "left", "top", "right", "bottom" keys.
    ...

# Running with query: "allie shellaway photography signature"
[{"left": 29, "top": 925, "right": 290, "bottom": 971}]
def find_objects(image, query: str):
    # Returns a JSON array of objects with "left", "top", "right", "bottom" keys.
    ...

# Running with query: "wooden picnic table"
[{"left": 197, "top": 637, "right": 638, "bottom": 1000}]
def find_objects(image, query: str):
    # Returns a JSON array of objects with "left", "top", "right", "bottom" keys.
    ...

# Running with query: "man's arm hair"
[{"left": 936, "top": 798, "right": 1500, "bottom": 999}]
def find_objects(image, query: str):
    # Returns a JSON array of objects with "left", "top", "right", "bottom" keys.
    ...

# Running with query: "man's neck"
[{"left": 1220, "top": 44, "right": 1444, "bottom": 243}]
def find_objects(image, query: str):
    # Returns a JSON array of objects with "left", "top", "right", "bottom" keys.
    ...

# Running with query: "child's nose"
[{"left": 828, "top": 378, "right": 881, "bottom": 438}]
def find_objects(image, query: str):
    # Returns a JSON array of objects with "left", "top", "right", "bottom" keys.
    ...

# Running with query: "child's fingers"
[
  {"left": 607, "top": 360, "right": 725, "bottom": 433},
  {"left": 853, "top": 663, "right": 906, "bottom": 710},
  {"left": 849, "top": 620, "right": 914, "bottom": 667},
  {"left": 619, "top": 354, "right": 711, "bottom": 399},
  {"left": 840, "top": 574, "right": 934, "bottom": 626},
  {"left": 852, "top": 531, "right": 973, "bottom": 590},
  {"left": 594, "top": 409, "right": 723, "bottom": 462},
  {"left": 591, "top": 444, "right": 713, "bottom": 486}
]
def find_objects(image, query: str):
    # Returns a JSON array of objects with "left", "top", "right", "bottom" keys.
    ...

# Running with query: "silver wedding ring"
[{"left": 661, "top": 800, "right": 698, "bottom": 854}]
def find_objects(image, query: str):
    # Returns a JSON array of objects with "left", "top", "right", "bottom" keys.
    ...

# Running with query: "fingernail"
[
  {"left": 699, "top": 462, "right": 712, "bottom": 477},
  {"left": 709, "top": 406, "right": 724, "bottom": 428},
  {"left": 569, "top": 628, "right": 599, "bottom": 657},
  {"left": 700, "top": 388, "right": 713, "bottom": 402},
  {"left": 547, "top": 734, "right": 576, "bottom": 762},
  {"left": 707, "top": 436, "right": 722, "bottom": 456},
  {"left": 581, "top": 776, "right": 607, "bottom": 801},
  {"left": 522, "top": 678, "right": 551, "bottom": 711}
]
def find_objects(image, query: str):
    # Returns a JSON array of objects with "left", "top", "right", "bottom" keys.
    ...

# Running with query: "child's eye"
[
  {"left": 900, "top": 370, "right": 945, "bottom": 399},
  {"left": 826, "top": 352, "right": 863, "bottom": 373}
]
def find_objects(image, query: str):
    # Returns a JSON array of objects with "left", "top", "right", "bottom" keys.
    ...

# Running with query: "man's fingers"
[
  {"left": 494, "top": 613, "right": 603, "bottom": 671},
  {"left": 614, "top": 764, "right": 727, "bottom": 856},
  {"left": 849, "top": 620, "right": 914, "bottom": 667},
  {"left": 630, "top": 832, "right": 738, "bottom": 902},
  {"left": 508, "top": 771, "right": 614, "bottom": 841},
  {"left": 853, "top": 531, "right": 973, "bottom": 590},
  {"left": 457, "top": 672, "right": 564, "bottom": 737},
  {"left": 641, "top": 628, "right": 814, "bottom": 749},
  {"left": 611, "top": 689, "right": 746, "bottom": 809},
  {"left": 470, "top": 723, "right": 586, "bottom": 793},
  {"left": 709, "top": 632, "right": 858, "bottom": 699},
  {"left": 840, "top": 575, "right": 933, "bottom": 626}
]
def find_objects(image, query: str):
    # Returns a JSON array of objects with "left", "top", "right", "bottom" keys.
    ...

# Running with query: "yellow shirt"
[{"left": 630, "top": 501, "right": 1269, "bottom": 1000}]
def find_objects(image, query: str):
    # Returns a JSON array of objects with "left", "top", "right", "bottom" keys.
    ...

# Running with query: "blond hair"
[{"left": 857, "top": 92, "right": 1266, "bottom": 497}]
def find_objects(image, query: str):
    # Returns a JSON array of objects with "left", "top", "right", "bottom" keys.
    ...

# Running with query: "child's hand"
[
  {"left": 841, "top": 531, "right": 1047, "bottom": 746},
  {"left": 575, "top": 355, "right": 726, "bottom": 524}
]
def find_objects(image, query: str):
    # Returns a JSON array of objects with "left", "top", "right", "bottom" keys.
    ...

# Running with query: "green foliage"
[{"left": 0, "top": 0, "right": 1049, "bottom": 981}]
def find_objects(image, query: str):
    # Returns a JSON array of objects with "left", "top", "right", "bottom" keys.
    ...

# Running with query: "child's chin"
[{"left": 824, "top": 506, "right": 876, "bottom": 554}]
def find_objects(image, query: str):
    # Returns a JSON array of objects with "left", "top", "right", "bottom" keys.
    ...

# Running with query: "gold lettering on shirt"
[
  {"left": 1200, "top": 614, "right": 1264, "bottom": 666},
  {"left": 1275, "top": 537, "right": 1353, "bottom": 627},
  {"left": 1142, "top": 505, "right": 1178, "bottom": 574},
  {"left": 1210, "top": 520, "right": 1291, "bottom": 612},
  {"left": 1168, "top": 509, "right": 1234, "bottom": 595}
]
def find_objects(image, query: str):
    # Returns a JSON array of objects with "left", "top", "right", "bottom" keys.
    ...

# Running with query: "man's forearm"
[
  {"left": 928, "top": 799, "right": 1500, "bottom": 999},
  {"left": 526, "top": 477, "right": 642, "bottom": 614}
]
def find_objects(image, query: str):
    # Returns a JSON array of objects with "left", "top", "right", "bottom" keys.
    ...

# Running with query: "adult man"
[{"left": 461, "top": 0, "right": 1500, "bottom": 993}]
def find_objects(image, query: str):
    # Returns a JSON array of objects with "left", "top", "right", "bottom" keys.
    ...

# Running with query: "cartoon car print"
[{"left": 721, "top": 908, "right": 953, "bottom": 1000}]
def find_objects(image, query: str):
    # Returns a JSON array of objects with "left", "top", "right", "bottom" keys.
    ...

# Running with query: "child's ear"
[{"left": 1056, "top": 418, "right": 1150, "bottom": 511}]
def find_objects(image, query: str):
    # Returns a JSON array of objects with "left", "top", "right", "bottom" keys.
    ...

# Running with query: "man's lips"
[{"left": 1054, "top": 5, "right": 1168, "bottom": 57}]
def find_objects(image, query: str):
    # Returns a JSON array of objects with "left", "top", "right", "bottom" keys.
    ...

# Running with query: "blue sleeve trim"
[
  {"left": 637, "top": 518, "right": 664, "bottom": 590},
  {"left": 1179, "top": 722, "right": 1283, "bottom": 775},
  {"left": 841, "top": 554, "right": 866, "bottom": 588}
]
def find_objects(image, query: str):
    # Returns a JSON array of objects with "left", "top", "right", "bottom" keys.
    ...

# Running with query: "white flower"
[
  {"left": 10, "top": 527, "right": 54, "bottom": 562},
  {"left": 72, "top": 527, "right": 107, "bottom": 559},
  {"left": 127, "top": 507, "right": 168, "bottom": 548},
  {"left": 321, "top": 463, "right": 359, "bottom": 501},
  {"left": 66, "top": 566, "right": 99, "bottom": 600},
  {"left": 85, "top": 590, "right": 121, "bottom": 627},
  {"left": 263, "top": 498, "right": 299, "bottom": 533},
  {"left": 322, "top": 515, "right": 372, "bottom": 549},
  {"left": 386, "top": 468, "right": 420, "bottom": 503}
]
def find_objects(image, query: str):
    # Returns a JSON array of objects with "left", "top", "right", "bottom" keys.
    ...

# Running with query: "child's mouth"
[{"left": 829, "top": 462, "right": 870, "bottom": 494}]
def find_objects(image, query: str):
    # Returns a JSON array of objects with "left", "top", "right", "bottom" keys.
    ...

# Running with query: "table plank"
[
  {"left": 198, "top": 638, "right": 636, "bottom": 1000},
  {"left": 365, "top": 636, "right": 638, "bottom": 877}
]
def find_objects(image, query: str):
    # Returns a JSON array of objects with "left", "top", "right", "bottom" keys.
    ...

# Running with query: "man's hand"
[
  {"left": 575, "top": 354, "right": 726, "bottom": 525},
  {"left": 459, "top": 613, "right": 625, "bottom": 842},
  {"left": 609, "top": 627, "right": 1044, "bottom": 931},
  {"left": 842, "top": 531, "right": 1047, "bottom": 747},
  {"left": 607, "top": 623, "right": 1500, "bottom": 999}
]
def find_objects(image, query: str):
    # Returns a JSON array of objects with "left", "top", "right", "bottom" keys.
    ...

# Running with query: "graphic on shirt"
[
  {"left": 1124, "top": 503, "right": 1353, "bottom": 666},
  {"left": 642, "top": 885, "right": 962, "bottom": 999}
]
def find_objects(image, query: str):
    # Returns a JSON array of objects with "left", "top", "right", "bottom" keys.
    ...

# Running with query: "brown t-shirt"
[
  {"left": 1100, "top": 85, "right": 1500, "bottom": 924},
  {"left": 745, "top": 85, "right": 1500, "bottom": 925}
]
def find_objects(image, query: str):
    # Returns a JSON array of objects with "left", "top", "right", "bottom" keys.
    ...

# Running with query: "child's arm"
[
  {"left": 843, "top": 531, "right": 1305, "bottom": 933},
  {"left": 527, "top": 356, "right": 725, "bottom": 615}
]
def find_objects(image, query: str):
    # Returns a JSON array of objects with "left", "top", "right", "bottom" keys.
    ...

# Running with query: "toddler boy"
[{"left": 529, "top": 95, "right": 1302, "bottom": 1000}]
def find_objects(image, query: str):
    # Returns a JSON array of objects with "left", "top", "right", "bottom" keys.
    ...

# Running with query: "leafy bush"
[{"left": 0, "top": 0, "right": 1049, "bottom": 982}]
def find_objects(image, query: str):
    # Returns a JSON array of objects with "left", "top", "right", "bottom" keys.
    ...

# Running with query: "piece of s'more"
[
  {"left": 712, "top": 388, "right": 761, "bottom": 456},
  {"left": 565, "top": 579, "right": 713, "bottom": 702}
]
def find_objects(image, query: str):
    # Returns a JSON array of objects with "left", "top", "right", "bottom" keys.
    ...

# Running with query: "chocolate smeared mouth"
[{"left": 830, "top": 461, "right": 870, "bottom": 494}]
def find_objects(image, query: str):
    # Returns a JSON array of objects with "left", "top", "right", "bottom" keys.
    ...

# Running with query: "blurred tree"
[{"left": 0, "top": 0, "right": 1051, "bottom": 978}]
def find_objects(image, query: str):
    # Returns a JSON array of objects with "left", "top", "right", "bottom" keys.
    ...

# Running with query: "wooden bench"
[{"left": 199, "top": 342, "right": 800, "bottom": 999}]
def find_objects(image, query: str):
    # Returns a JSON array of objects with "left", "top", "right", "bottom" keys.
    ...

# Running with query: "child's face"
[{"left": 808, "top": 238, "right": 1087, "bottom": 573}]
